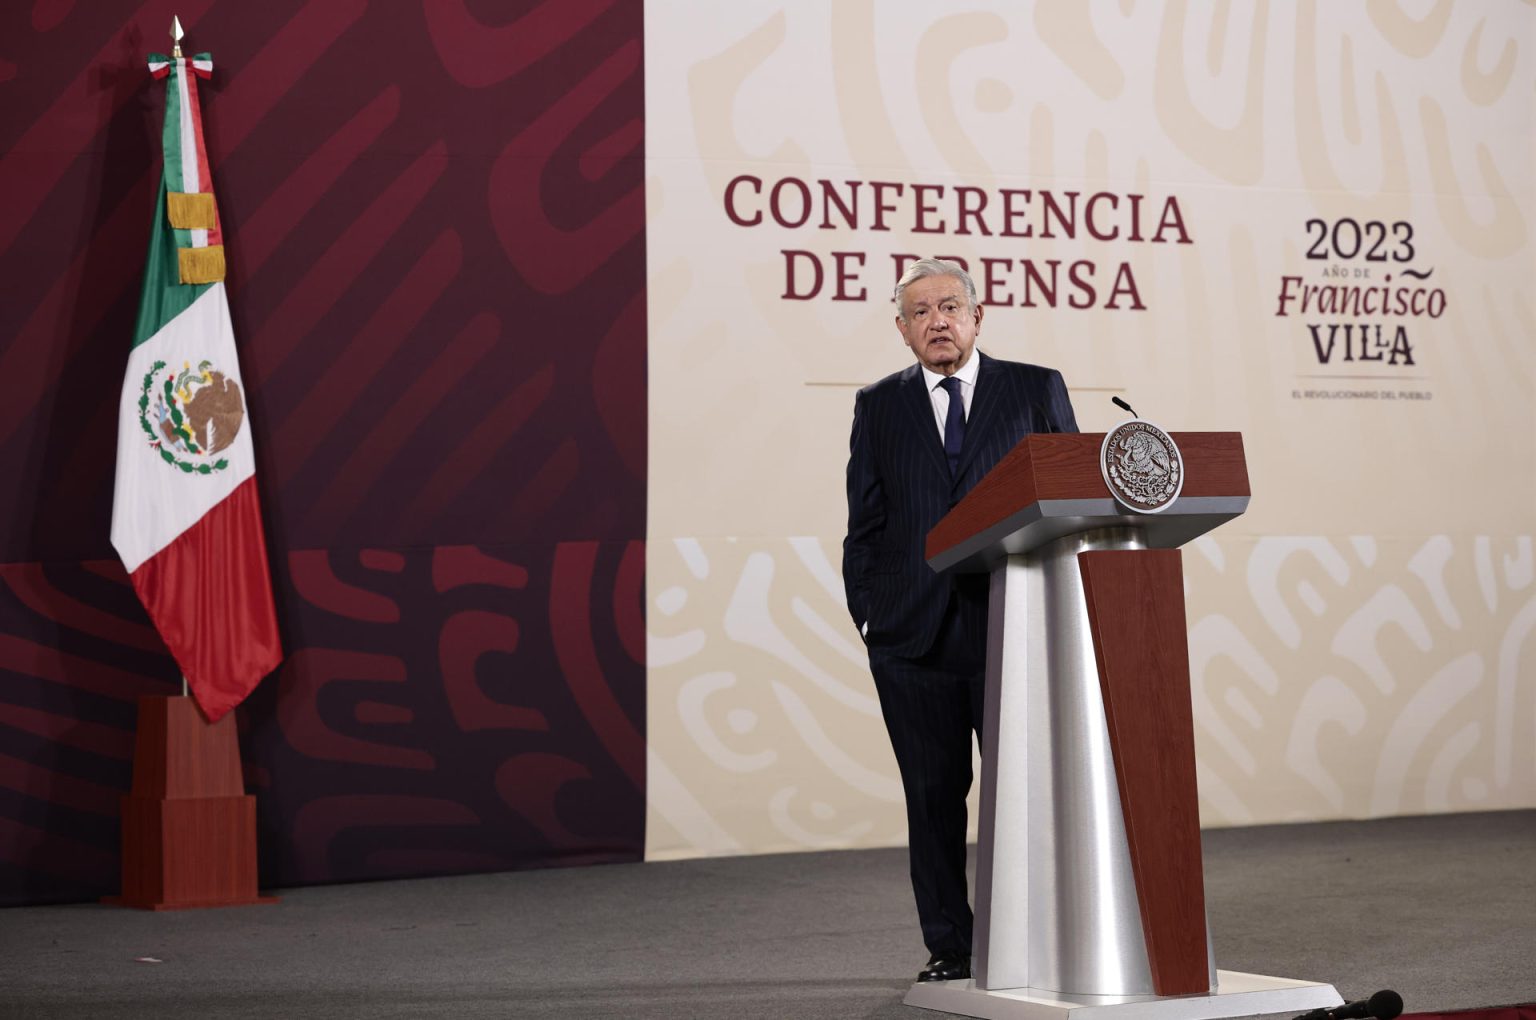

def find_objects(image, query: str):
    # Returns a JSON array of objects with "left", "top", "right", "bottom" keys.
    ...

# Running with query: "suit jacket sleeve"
[
  {"left": 842, "top": 387, "right": 884, "bottom": 632},
  {"left": 1042, "top": 368, "right": 1079, "bottom": 434}
]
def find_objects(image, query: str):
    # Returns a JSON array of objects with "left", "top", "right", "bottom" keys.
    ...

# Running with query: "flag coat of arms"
[{"left": 111, "top": 49, "right": 282, "bottom": 722}]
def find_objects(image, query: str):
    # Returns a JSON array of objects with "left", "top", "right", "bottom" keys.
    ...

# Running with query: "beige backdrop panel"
[{"left": 644, "top": 1, "right": 1536, "bottom": 860}]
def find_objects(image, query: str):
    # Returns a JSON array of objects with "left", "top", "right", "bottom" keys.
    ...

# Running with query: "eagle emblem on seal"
[
  {"left": 1100, "top": 419, "right": 1184, "bottom": 513},
  {"left": 136, "top": 359, "right": 245, "bottom": 475}
]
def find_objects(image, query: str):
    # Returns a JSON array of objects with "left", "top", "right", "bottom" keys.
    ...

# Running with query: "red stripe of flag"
[{"left": 128, "top": 477, "right": 282, "bottom": 722}]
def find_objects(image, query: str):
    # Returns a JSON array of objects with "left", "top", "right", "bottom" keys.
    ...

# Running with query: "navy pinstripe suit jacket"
[{"left": 843, "top": 352, "right": 1079, "bottom": 660}]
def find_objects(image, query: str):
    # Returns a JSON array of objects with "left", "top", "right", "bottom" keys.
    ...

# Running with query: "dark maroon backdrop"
[{"left": 0, "top": 0, "right": 647, "bottom": 906}]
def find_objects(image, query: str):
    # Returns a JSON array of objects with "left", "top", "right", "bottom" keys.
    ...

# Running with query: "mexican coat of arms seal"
[
  {"left": 136, "top": 358, "right": 245, "bottom": 475},
  {"left": 1100, "top": 418, "right": 1184, "bottom": 513}
]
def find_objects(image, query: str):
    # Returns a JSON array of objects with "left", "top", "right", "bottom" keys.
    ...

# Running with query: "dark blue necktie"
[{"left": 939, "top": 376, "right": 965, "bottom": 476}]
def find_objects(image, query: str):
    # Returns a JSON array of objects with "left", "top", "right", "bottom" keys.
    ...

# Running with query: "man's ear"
[{"left": 973, "top": 303, "right": 985, "bottom": 333}]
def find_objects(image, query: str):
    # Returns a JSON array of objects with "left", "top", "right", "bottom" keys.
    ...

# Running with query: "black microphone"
[
  {"left": 1111, "top": 395, "right": 1137, "bottom": 418},
  {"left": 1295, "top": 990, "right": 1403, "bottom": 1020}
]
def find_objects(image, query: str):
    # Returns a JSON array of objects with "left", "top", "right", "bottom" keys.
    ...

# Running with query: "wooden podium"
[
  {"left": 105, "top": 696, "right": 274, "bottom": 910},
  {"left": 903, "top": 432, "right": 1340, "bottom": 1020}
]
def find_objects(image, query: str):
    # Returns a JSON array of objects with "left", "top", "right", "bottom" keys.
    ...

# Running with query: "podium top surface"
[{"left": 926, "top": 432, "right": 1250, "bottom": 573}]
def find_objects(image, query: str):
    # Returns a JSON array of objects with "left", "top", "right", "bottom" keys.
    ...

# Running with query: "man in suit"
[{"left": 843, "top": 258, "right": 1078, "bottom": 983}]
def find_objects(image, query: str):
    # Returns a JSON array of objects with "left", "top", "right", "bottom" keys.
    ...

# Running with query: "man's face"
[{"left": 895, "top": 275, "right": 983, "bottom": 375}]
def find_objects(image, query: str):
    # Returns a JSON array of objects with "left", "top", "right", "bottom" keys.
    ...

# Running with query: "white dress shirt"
[{"left": 919, "top": 351, "right": 980, "bottom": 441}]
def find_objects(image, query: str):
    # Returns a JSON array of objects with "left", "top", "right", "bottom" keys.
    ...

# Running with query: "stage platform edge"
[{"left": 905, "top": 969, "right": 1342, "bottom": 1020}]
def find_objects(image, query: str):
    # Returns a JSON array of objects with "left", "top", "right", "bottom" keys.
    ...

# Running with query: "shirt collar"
[{"left": 920, "top": 350, "right": 981, "bottom": 391}]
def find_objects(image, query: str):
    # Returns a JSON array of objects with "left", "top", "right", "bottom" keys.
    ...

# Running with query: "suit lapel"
[
  {"left": 900, "top": 364, "right": 950, "bottom": 480},
  {"left": 954, "top": 352, "right": 1003, "bottom": 481}
]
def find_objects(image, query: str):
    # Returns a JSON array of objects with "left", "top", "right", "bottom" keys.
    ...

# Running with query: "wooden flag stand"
[{"left": 104, "top": 695, "right": 276, "bottom": 910}]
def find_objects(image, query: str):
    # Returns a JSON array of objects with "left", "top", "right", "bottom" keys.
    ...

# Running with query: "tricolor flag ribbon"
[
  {"left": 146, "top": 52, "right": 223, "bottom": 283},
  {"left": 111, "top": 49, "right": 282, "bottom": 722}
]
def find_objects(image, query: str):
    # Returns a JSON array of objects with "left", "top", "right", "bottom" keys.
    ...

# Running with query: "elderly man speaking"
[{"left": 843, "top": 258, "right": 1079, "bottom": 983}]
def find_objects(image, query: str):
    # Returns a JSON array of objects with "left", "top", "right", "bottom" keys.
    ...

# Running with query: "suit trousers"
[{"left": 868, "top": 591, "right": 987, "bottom": 957}]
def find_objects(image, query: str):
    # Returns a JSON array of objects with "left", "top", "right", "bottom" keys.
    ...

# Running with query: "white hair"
[{"left": 893, "top": 258, "right": 978, "bottom": 322}]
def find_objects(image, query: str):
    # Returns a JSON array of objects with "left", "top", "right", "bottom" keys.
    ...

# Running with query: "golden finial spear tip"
[{"left": 171, "top": 15, "right": 184, "bottom": 59}]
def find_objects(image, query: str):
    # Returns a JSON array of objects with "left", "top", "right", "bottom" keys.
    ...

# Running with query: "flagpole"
[{"left": 170, "top": 16, "right": 189, "bottom": 711}]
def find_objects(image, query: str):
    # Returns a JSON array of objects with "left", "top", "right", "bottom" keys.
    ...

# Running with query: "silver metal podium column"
[{"left": 973, "top": 527, "right": 1182, "bottom": 995}]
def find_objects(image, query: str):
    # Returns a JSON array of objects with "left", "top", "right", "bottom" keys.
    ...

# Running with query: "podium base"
[
  {"left": 105, "top": 794, "right": 276, "bottom": 911},
  {"left": 103, "top": 696, "right": 276, "bottom": 911},
  {"left": 904, "top": 969, "right": 1341, "bottom": 1020}
]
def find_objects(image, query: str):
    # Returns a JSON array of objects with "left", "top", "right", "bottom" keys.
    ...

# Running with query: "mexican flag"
[{"left": 110, "top": 50, "right": 282, "bottom": 723}]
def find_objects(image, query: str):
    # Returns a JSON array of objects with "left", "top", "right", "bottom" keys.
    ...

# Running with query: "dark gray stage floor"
[{"left": 2, "top": 811, "right": 1532, "bottom": 1019}]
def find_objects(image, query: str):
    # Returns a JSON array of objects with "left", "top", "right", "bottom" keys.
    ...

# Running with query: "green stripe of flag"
[{"left": 133, "top": 60, "right": 210, "bottom": 349}]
